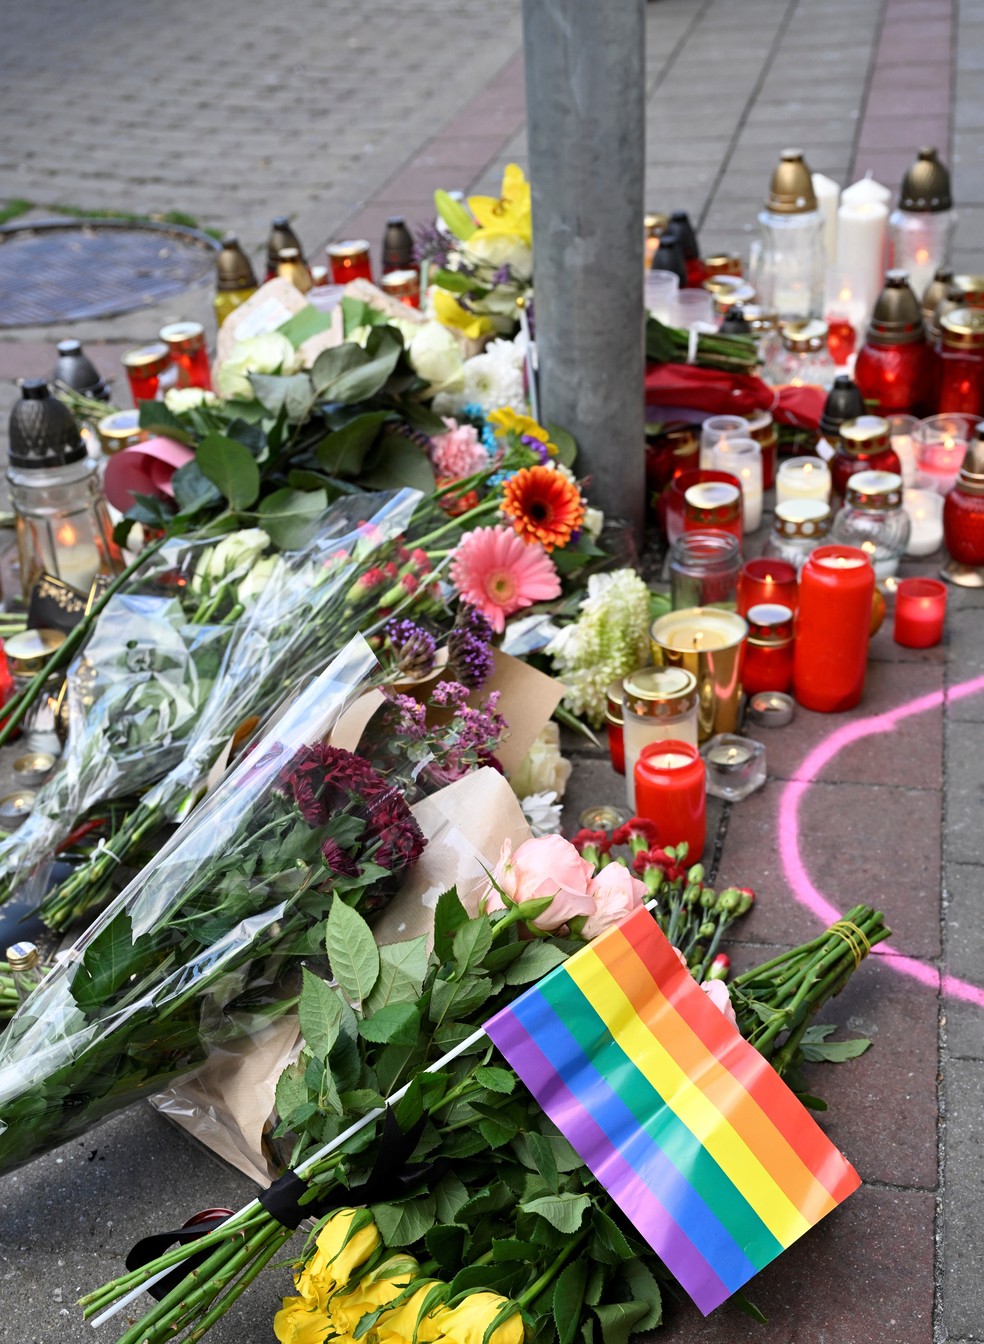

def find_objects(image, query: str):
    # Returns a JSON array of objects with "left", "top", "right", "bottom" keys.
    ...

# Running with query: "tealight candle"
[
  {"left": 776, "top": 456, "right": 832, "bottom": 505},
  {"left": 748, "top": 690, "right": 796, "bottom": 727},
  {"left": 683, "top": 481, "right": 743, "bottom": 544},
  {"left": 903, "top": 488, "right": 945, "bottom": 556},
  {"left": 0, "top": 792, "right": 35, "bottom": 829},
  {"left": 699, "top": 415, "right": 750, "bottom": 469},
  {"left": 701, "top": 733, "right": 767, "bottom": 801},
  {"left": 12, "top": 752, "right": 56, "bottom": 788},
  {"left": 894, "top": 577, "right": 947, "bottom": 648},
  {"left": 633, "top": 740, "right": 706, "bottom": 857}
]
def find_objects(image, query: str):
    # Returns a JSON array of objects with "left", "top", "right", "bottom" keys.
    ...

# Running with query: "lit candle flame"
[{"left": 55, "top": 521, "right": 78, "bottom": 547}]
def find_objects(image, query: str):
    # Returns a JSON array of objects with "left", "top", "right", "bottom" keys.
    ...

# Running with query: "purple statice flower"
[
  {"left": 431, "top": 679, "right": 471, "bottom": 711},
  {"left": 388, "top": 693, "right": 428, "bottom": 740},
  {"left": 414, "top": 223, "right": 449, "bottom": 269},
  {"left": 384, "top": 618, "right": 437, "bottom": 678},
  {"left": 453, "top": 691, "right": 506, "bottom": 761},
  {"left": 491, "top": 265, "right": 512, "bottom": 286},
  {"left": 520, "top": 433, "right": 550, "bottom": 464}
]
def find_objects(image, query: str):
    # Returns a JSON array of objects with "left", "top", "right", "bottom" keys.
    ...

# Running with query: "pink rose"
[
  {"left": 700, "top": 978, "right": 738, "bottom": 1028},
  {"left": 484, "top": 835, "right": 595, "bottom": 931},
  {"left": 581, "top": 862, "right": 646, "bottom": 940}
]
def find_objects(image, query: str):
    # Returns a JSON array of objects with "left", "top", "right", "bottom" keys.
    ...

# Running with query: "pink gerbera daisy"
[{"left": 450, "top": 525, "right": 561, "bottom": 633}]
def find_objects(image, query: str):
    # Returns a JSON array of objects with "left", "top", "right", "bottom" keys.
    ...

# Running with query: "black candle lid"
[{"left": 8, "top": 379, "right": 86, "bottom": 469}]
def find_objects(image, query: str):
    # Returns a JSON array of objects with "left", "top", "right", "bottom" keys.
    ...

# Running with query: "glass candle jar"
[
  {"left": 854, "top": 322, "right": 930, "bottom": 414},
  {"left": 762, "top": 498, "right": 832, "bottom": 571},
  {"left": 831, "top": 416, "right": 902, "bottom": 501},
  {"left": 121, "top": 343, "right": 170, "bottom": 404},
  {"left": 744, "top": 409, "right": 779, "bottom": 490},
  {"left": 742, "top": 603, "right": 795, "bottom": 694},
  {"left": 633, "top": 740, "right": 706, "bottom": 858},
  {"left": 380, "top": 269, "right": 421, "bottom": 309},
  {"left": 894, "top": 577, "right": 947, "bottom": 648},
  {"left": 277, "top": 247, "right": 313, "bottom": 295},
  {"left": 328, "top": 240, "right": 374, "bottom": 285},
  {"left": 943, "top": 447, "right": 984, "bottom": 568},
  {"left": 764, "top": 319, "right": 836, "bottom": 388},
  {"left": 831, "top": 470, "right": 910, "bottom": 578},
  {"left": 886, "top": 412, "right": 918, "bottom": 487},
  {"left": 903, "top": 488, "right": 945, "bottom": 556},
  {"left": 709, "top": 438, "right": 763, "bottom": 531},
  {"left": 700, "top": 733, "right": 767, "bottom": 802},
  {"left": 663, "top": 469, "right": 741, "bottom": 546},
  {"left": 96, "top": 409, "right": 143, "bottom": 457},
  {"left": 915, "top": 413, "right": 977, "bottom": 494},
  {"left": 738, "top": 557, "right": 798, "bottom": 613},
  {"left": 683, "top": 481, "right": 743, "bottom": 546},
  {"left": 605, "top": 678, "right": 625, "bottom": 775},
  {"left": 937, "top": 308, "right": 984, "bottom": 417},
  {"left": 159, "top": 323, "right": 212, "bottom": 392},
  {"left": 792, "top": 545, "right": 875, "bottom": 712},
  {"left": 699, "top": 415, "right": 750, "bottom": 469},
  {"left": 650, "top": 607, "right": 748, "bottom": 740},
  {"left": 669, "top": 531, "right": 741, "bottom": 610},
  {"left": 775, "top": 455, "right": 831, "bottom": 505},
  {"left": 621, "top": 667, "right": 699, "bottom": 810}
]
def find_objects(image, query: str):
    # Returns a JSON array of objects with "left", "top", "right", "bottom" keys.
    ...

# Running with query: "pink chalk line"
[{"left": 777, "top": 672, "right": 984, "bottom": 1008}]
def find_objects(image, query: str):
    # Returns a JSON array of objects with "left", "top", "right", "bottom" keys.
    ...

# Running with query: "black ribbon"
[{"left": 125, "top": 1107, "right": 442, "bottom": 1298}]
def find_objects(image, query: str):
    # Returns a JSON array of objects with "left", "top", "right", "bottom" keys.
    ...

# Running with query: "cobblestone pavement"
[{"left": 2, "top": 1, "right": 984, "bottom": 1342}]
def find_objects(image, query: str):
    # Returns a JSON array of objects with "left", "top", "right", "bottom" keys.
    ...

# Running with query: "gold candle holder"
[{"left": 650, "top": 607, "right": 748, "bottom": 741}]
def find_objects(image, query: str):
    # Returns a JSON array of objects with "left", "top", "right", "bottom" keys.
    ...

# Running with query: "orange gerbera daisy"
[{"left": 501, "top": 465, "right": 586, "bottom": 551}]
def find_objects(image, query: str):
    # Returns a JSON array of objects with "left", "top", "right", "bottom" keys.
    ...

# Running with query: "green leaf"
[
  {"left": 505, "top": 942, "right": 568, "bottom": 986},
  {"left": 433, "top": 1172, "right": 470, "bottom": 1225},
  {"left": 361, "top": 432, "right": 436, "bottom": 494},
  {"left": 520, "top": 1193, "right": 591, "bottom": 1236},
  {"left": 453, "top": 918, "right": 494, "bottom": 978},
  {"left": 491, "top": 1238, "right": 540, "bottom": 1263},
  {"left": 313, "top": 329, "right": 403, "bottom": 403},
  {"left": 430, "top": 266, "right": 488, "bottom": 297},
  {"left": 371, "top": 1193, "right": 436, "bottom": 1246},
  {"left": 478, "top": 1115, "right": 518, "bottom": 1149},
  {"left": 734, "top": 1291, "right": 768, "bottom": 1323},
  {"left": 124, "top": 493, "right": 176, "bottom": 529},
  {"left": 525, "top": 1130, "right": 559, "bottom": 1193},
  {"left": 70, "top": 911, "right": 140, "bottom": 1013},
  {"left": 298, "top": 967, "right": 344, "bottom": 1058},
  {"left": 796, "top": 1092, "right": 829, "bottom": 1111},
  {"left": 448, "top": 1264, "right": 522, "bottom": 1299},
  {"left": 554, "top": 1260, "right": 588, "bottom": 1344},
  {"left": 326, "top": 898, "right": 380, "bottom": 1007},
  {"left": 249, "top": 372, "right": 314, "bottom": 421},
  {"left": 277, "top": 305, "right": 337, "bottom": 348},
  {"left": 366, "top": 937, "right": 429, "bottom": 1013},
  {"left": 546, "top": 421, "right": 578, "bottom": 467},
  {"left": 257, "top": 486, "right": 327, "bottom": 550},
  {"left": 800, "top": 1025, "right": 873, "bottom": 1063},
  {"left": 433, "top": 887, "right": 470, "bottom": 960},
  {"left": 171, "top": 460, "right": 222, "bottom": 516},
  {"left": 357, "top": 1002, "right": 420, "bottom": 1046},
  {"left": 426, "top": 1223, "right": 468, "bottom": 1274},
  {"left": 137, "top": 399, "right": 194, "bottom": 444},
  {"left": 592, "top": 1302, "right": 649, "bottom": 1344},
  {"left": 590, "top": 1209, "right": 633, "bottom": 1265},
  {"left": 619, "top": 1262, "right": 662, "bottom": 1330},
  {"left": 434, "top": 189, "right": 476, "bottom": 240},
  {"left": 196, "top": 433, "right": 261, "bottom": 511},
  {"left": 473, "top": 1065, "right": 515, "bottom": 1095},
  {"left": 317, "top": 411, "right": 393, "bottom": 477},
  {"left": 429, "top": 975, "right": 492, "bottom": 1026},
  {"left": 400, "top": 399, "right": 448, "bottom": 436}
]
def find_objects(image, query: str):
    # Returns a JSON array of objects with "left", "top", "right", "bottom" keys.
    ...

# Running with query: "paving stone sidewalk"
[{"left": 2, "top": 0, "right": 984, "bottom": 1342}]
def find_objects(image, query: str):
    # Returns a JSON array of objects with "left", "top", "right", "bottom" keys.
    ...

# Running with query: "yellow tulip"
[
  {"left": 468, "top": 164, "right": 532, "bottom": 245},
  {"left": 425, "top": 1292, "right": 525, "bottom": 1344},
  {"left": 431, "top": 290, "right": 498, "bottom": 341},
  {"left": 294, "top": 1208, "right": 381, "bottom": 1311},
  {"left": 328, "top": 1256, "right": 420, "bottom": 1336}
]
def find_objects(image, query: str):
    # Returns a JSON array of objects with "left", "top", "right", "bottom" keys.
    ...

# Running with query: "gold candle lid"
[
  {"left": 765, "top": 148, "right": 818, "bottom": 214},
  {"left": 838, "top": 415, "right": 890, "bottom": 456},
  {"left": 121, "top": 342, "right": 170, "bottom": 375},
  {"left": 380, "top": 269, "right": 419, "bottom": 297},
  {"left": 328, "top": 239, "right": 371, "bottom": 259},
  {"left": 605, "top": 678, "right": 625, "bottom": 726},
  {"left": 898, "top": 147, "right": 952, "bottom": 212},
  {"left": 97, "top": 408, "right": 142, "bottom": 455},
  {"left": 5, "top": 941, "right": 39, "bottom": 971},
  {"left": 773, "top": 498, "right": 831, "bottom": 539},
  {"left": 957, "top": 435, "right": 984, "bottom": 496},
  {"left": 622, "top": 666, "right": 698, "bottom": 717},
  {"left": 4, "top": 628, "right": 65, "bottom": 677},
  {"left": 644, "top": 212, "right": 668, "bottom": 237},
  {"left": 940, "top": 307, "right": 984, "bottom": 350},
  {"left": 844, "top": 470, "right": 903, "bottom": 510},
  {"left": 746, "top": 602, "right": 795, "bottom": 646},
  {"left": 159, "top": 322, "right": 205, "bottom": 353},
  {"left": 867, "top": 271, "right": 925, "bottom": 345},
  {"left": 781, "top": 318, "right": 828, "bottom": 352}
]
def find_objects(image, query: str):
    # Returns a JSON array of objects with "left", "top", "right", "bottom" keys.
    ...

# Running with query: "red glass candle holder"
[
  {"left": 159, "top": 323, "right": 212, "bottom": 392},
  {"left": 831, "top": 417, "right": 902, "bottom": 503},
  {"left": 894, "top": 578, "right": 947, "bottom": 648},
  {"left": 854, "top": 338, "right": 930, "bottom": 416},
  {"left": 937, "top": 308, "right": 984, "bottom": 417},
  {"left": 633, "top": 739, "right": 706, "bottom": 858},
  {"left": 792, "top": 545, "right": 875, "bottom": 712},
  {"left": 328, "top": 240, "right": 374, "bottom": 285},
  {"left": 683, "top": 481, "right": 743, "bottom": 547},
  {"left": 826, "top": 315, "right": 857, "bottom": 366},
  {"left": 605, "top": 679, "right": 625, "bottom": 775},
  {"left": 743, "top": 603, "right": 794, "bottom": 694},
  {"left": 121, "top": 343, "right": 170, "bottom": 405},
  {"left": 662, "top": 468, "right": 741, "bottom": 546},
  {"left": 738, "top": 557, "right": 798, "bottom": 614}
]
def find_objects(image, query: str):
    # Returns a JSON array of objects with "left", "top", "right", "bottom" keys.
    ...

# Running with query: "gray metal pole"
[{"left": 522, "top": 0, "right": 647, "bottom": 547}]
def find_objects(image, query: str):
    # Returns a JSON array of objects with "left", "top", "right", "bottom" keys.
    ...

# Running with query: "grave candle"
[
  {"left": 650, "top": 607, "right": 748, "bottom": 740},
  {"left": 894, "top": 577, "right": 947, "bottom": 648},
  {"left": 633, "top": 740, "right": 706, "bottom": 857},
  {"left": 743, "top": 603, "right": 795, "bottom": 694},
  {"left": 792, "top": 545, "right": 875, "bottom": 712},
  {"left": 903, "top": 488, "right": 944, "bottom": 555},
  {"left": 738, "top": 557, "right": 798, "bottom": 614},
  {"left": 776, "top": 456, "right": 831, "bottom": 504}
]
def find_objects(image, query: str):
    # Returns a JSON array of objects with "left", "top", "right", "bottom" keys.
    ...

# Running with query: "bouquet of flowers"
[
  {"left": 82, "top": 824, "right": 888, "bottom": 1344},
  {"left": 0, "top": 636, "right": 429, "bottom": 1175}
]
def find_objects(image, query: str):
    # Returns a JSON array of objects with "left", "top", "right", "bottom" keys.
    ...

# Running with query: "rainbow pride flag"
[{"left": 485, "top": 906, "right": 860, "bottom": 1314}]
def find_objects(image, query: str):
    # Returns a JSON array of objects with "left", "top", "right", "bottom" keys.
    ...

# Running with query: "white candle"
[
  {"left": 711, "top": 439, "right": 763, "bottom": 531},
  {"left": 891, "top": 433, "right": 916, "bottom": 487},
  {"left": 840, "top": 175, "right": 892, "bottom": 209},
  {"left": 53, "top": 528, "right": 102, "bottom": 593},
  {"left": 835, "top": 200, "right": 889, "bottom": 321},
  {"left": 812, "top": 173, "right": 841, "bottom": 268},
  {"left": 776, "top": 456, "right": 831, "bottom": 504},
  {"left": 903, "top": 488, "right": 945, "bottom": 556}
]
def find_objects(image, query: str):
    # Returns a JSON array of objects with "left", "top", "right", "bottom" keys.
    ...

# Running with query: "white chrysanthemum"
[
  {"left": 520, "top": 790, "right": 564, "bottom": 837},
  {"left": 461, "top": 351, "right": 525, "bottom": 412}
]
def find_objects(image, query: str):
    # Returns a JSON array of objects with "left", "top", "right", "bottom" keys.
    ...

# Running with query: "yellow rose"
[
  {"left": 425, "top": 1292, "right": 525, "bottom": 1344},
  {"left": 273, "top": 1296, "right": 330, "bottom": 1344},
  {"left": 431, "top": 289, "right": 498, "bottom": 341},
  {"left": 371, "top": 1281, "right": 448, "bottom": 1342},
  {"left": 295, "top": 1208, "right": 381, "bottom": 1311},
  {"left": 328, "top": 1255, "right": 419, "bottom": 1336}
]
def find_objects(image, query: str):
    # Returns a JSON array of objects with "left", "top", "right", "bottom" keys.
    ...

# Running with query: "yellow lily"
[
  {"left": 468, "top": 164, "right": 532, "bottom": 245},
  {"left": 431, "top": 289, "right": 499, "bottom": 341}
]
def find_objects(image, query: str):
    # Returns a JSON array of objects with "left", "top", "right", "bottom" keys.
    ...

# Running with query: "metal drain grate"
[{"left": 0, "top": 219, "right": 219, "bottom": 327}]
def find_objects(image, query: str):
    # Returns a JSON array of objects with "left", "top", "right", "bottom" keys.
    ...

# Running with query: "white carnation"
[{"left": 461, "top": 352, "right": 525, "bottom": 413}]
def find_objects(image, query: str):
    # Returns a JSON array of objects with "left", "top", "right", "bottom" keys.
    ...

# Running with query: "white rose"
[
  {"left": 164, "top": 387, "right": 217, "bottom": 414},
  {"left": 216, "top": 333, "right": 302, "bottom": 401},
  {"left": 236, "top": 554, "right": 280, "bottom": 606},
  {"left": 408, "top": 321, "right": 466, "bottom": 396},
  {"left": 464, "top": 233, "right": 533, "bottom": 278},
  {"left": 510, "top": 722, "right": 573, "bottom": 800},
  {"left": 583, "top": 507, "right": 605, "bottom": 541},
  {"left": 191, "top": 528, "right": 271, "bottom": 594}
]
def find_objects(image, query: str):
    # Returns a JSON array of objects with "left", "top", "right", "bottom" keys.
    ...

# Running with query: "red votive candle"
[
  {"left": 894, "top": 578, "right": 947, "bottom": 648},
  {"left": 159, "top": 323, "right": 212, "bottom": 392},
  {"left": 683, "top": 481, "right": 743, "bottom": 547},
  {"left": 792, "top": 545, "right": 875, "bottom": 712},
  {"left": 328, "top": 240, "right": 374, "bottom": 285},
  {"left": 605, "top": 679, "right": 625, "bottom": 775},
  {"left": 633, "top": 740, "right": 706, "bottom": 858},
  {"left": 743, "top": 603, "right": 794, "bottom": 694},
  {"left": 738, "top": 558, "right": 798, "bottom": 615}
]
